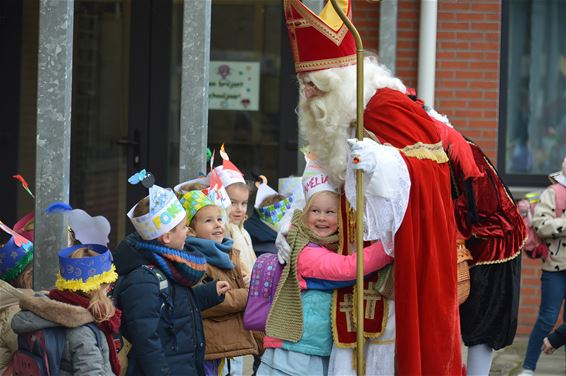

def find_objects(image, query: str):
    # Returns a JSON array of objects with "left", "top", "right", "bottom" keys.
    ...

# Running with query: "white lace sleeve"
[{"left": 345, "top": 140, "right": 411, "bottom": 256}]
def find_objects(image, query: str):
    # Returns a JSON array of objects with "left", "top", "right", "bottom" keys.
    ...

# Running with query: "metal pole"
[
  {"left": 329, "top": 1, "right": 365, "bottom": 373},
  {"left": 33, "top": 0, "right": 74, "bottom": 290},
  {"left": 179, "top": 0, "right": 212, "bottom": 182}
]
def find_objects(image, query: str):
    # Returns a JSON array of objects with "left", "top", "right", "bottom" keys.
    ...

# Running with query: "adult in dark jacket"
[{"left": 113, "top": 233, "right": 225, "bottom": 376}]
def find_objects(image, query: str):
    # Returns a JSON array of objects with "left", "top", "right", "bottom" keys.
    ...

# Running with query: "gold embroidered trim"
[
  {"left": 286, "top": 0, "right": 351, "bottom": 46},
  {"left": 469, "top": 248, "right": 521, "bottom": 268},
  {"left": 295, "top": 54, "right": 357, "bottom": 73},
  {"left": 399, "top": 141, "right": 449, "bottom": 164}
]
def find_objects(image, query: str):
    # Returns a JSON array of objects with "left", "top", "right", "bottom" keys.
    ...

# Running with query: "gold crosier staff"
[{"left": 328, "top": 0, "right": 366, "bottom": 374}]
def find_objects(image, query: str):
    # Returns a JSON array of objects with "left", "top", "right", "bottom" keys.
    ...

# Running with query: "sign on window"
[{"left": 208, "top": 61, "right": 260, "bottom": 111}]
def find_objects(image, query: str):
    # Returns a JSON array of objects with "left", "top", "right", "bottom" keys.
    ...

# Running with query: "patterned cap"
[
  {"left": 56, "top": 244, "right": 117, "bottom": 293},
  {"left": 180, "top": 190, "right": 215, "bottom": 225}
]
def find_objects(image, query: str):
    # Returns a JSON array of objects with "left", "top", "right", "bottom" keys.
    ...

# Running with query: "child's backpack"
[
  {"left": 11, "top": 323, "right": 101, "bottom": 376},
  {"left": 243, "top": 253, "right": 283, "bottom": 331},
  {"left": 522, "top": 184, "right": 566, "bottom": 259}
]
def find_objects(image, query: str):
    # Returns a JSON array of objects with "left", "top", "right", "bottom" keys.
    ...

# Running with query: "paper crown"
[
  {"left": 283, "top": 0, "right": 356, "bottom": 73},
  {"left": 216, "top": 144, "right": 246, "bottom": 187},
  {"left": 13, "top": 212, "right": 35, "bottom": 242},
  {"left": 257, "top": 195, "right": 295, "bottom": 231},
  {"left": 174, "top": 175, "right": 211, "bottom": 195},
  {"left": 279, "top": 177, "right": 305, "bottom": 202},
  {"left": 254, "top": 176, "right": 279, "bottom": 209},
  {"left": 302, "top": 158, "right": 339, "bottom": 202},
  {"left": 56, "top": 244, "right": 117, "bottom": 293},
  {"left": 0, "top": 221, "right": 34, "bottom": 282},
  {"left": 127, "top": 170, "right": 187, "bottom": 240},
  {"left": 180, "top": 190, "right": 216, "bottom": 225}
]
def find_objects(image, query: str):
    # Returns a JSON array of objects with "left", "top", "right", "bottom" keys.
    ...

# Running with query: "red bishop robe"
[{"left": 364, "top": 88, "right": 461, "bottom": 375}]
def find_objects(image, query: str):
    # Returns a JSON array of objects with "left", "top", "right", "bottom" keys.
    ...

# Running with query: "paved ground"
[{"left": 468, "top": 337, "right": 565, "bottom": 375}]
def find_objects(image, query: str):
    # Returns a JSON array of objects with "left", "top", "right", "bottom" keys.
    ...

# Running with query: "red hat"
[{"left": 284, "top": 0, "right": 356, "bottom": 73}]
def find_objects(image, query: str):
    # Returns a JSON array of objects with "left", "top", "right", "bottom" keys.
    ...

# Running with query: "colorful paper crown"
[
  {"left": 13, "top": 212, "right": 35, "bottom": 242},
  {"left": 0, "top": 225, "right": 34, "bottom": 282},
  {"left": 174, "top": 175, "right": 211, "bottom": 195},
  {"left": 284, "top": 0, "right": 356, "bottom": 73},
  {"left": 215, "top": 144, "right": 246, "bottom": 187},
  {"left": 180, "top": 190, "right": 216, "bottom": 225},
  {"left": 56, "top": 244, "right": 117, "bottom": 293},
  {"left": 302, "top": 158, "right": 339, "bottom": 202},
  {"left": 279, "top": 176, "right": 305, "bottom": 203},
  {"left": 257, "top": 195, "right": 295, "bottom": 231},
  {"left": 127, "top": 170, "right": 187, "bottom": 240}
]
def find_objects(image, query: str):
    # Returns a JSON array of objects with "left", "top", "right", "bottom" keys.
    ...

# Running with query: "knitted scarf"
[
  {"left": 49, "top": 289, "right": 122, "bottom": 376},
  {"left": 135, "top": 240, "right": 206, "bottom": 287},
  {"left": 185, "top": 237, "right": 234, "bottom": 270},
  {"left": 265, "top": 210, "right": 339, "bottom": 342}
]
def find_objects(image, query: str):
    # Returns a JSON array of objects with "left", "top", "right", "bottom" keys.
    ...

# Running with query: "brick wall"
[{"left": 352, "top": 0, "right": 541, "bottom": 339}]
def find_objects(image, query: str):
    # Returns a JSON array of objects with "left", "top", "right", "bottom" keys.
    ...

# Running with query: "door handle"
[{"left": 116, "top": 130, "right": 141, "bottom": 167}]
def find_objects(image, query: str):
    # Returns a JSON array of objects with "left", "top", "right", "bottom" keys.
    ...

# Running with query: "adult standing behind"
[
  {"left": 519, "top": 158, "right": 566, "bottom": 375},
  {"left": 279, "top": 0, "right": 461, "bottom": 374}
]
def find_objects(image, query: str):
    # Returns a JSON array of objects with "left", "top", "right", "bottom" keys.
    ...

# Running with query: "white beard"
[{"left": 298, "top": 58, "right": 406, "bottom": 186}]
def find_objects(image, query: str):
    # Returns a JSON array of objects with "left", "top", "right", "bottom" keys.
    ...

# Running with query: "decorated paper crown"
[
  {"left": 254, "top": 176, "right": 294, "bottom": 230},
  {"left": 279, "top": 176, "right": 305, "bottom": 203},
  {"left": 45, "top": 203, "right": 117, "bottom": 292},
  {"left": 174, "top": 174, "right": 211, "bottom": 195},
  {"left": 13, "top": 212, "right": 35, "bottom": 242},
  {"left": 56, "top": 244, "right": 117, "bottom": 293},
  {"left": 180, "top": 190, "right": 215, "bottom": 225},
  {"left": 302, "top": 157, "right": 339, "bottom": 202},
  {"left": 0, "top": 221, "right": 34, "bottom": 282},
  {"left": 215, "top": 144, "right": 246, "bottom": 187},
  {"left": 283, "top": 0, "right": 356, "bottom": 73},
  {"left": 127, "top": 170, "right": 187, "bottom": 240},
  {"left": 549, "top": 158, "right": 566, "bottom": 186}
]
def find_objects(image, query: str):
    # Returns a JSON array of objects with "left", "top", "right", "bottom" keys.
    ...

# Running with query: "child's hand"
[
  {"left": 242, "top": 272, "right": 250, "bottom": 288},
  {"left": 216, "top": 281, "right": 231, "bottom": 295},
  {"left": 541, "top": 337, "right": 556, "bottom": 354}
]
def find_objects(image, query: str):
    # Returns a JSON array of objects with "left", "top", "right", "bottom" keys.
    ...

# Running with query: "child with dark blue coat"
[{"left": 113, "top": 174, "right": 230, "bottom": 376}]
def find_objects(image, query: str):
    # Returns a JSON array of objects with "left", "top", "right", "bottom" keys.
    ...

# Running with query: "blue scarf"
[{"left": 185, "top": 237, "right": 234, "bottom": 269}]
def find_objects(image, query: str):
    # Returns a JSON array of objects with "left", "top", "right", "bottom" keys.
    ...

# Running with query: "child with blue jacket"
[{"left": 113, "top": 172, "right": 230, "bottom": 376}]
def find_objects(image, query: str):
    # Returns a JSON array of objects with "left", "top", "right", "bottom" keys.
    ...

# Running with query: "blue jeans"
[{"left": 523, "top": 270, "right": 566, "bottom": 371}]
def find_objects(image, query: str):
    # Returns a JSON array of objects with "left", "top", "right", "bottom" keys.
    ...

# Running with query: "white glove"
[
  {"left": 276, "top": 232, "right": 291, "bottom": 265},
  {"left": 347, "top": 138, "right": 378, "bottom": 175}
]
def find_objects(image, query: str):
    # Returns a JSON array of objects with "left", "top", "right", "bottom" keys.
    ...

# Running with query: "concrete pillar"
[
  {"left": 179, "top": 0, "right": 212, "bottom": 181},
  {"left": 33, "top": 0, "right": 74, "bottom": 290}
]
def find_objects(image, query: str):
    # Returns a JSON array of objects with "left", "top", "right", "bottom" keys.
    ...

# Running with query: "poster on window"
[{"left": 208, "top": 61, "right": 260, "bottom": 111}]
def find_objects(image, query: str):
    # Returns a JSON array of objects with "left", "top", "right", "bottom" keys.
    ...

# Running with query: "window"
[{"left": 499, "top": 0, "right": 566, "bottom": 186}]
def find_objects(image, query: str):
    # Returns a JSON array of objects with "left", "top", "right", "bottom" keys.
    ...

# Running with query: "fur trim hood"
[{"left": 11, "top": 294, "right": 94, "bottom": 334}]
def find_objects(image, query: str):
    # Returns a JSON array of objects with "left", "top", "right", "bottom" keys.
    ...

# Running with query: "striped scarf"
[
  {"left": 135, "top": 241, "right": 206, "bottom": 287},
  {"left": 266, "top": 209, "right": 339, "bottom": 342}
]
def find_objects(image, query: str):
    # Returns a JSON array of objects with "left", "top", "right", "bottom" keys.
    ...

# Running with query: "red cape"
[{"left": 364, "top": 88, "right": 461, "bottom": 375}]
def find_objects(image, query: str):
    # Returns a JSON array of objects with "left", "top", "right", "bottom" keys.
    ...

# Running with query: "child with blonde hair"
[
  {"left": 258, "top": 159, "right": 393, "bottom": 375},
  {"left": 12, "top": 243, "right": 122, "bottom": 376},
  {"left": 181, "top": 189, "right": 260, "bottom": 375}
]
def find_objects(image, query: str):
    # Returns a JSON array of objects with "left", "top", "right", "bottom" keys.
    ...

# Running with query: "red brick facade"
[{"left": 352, "top": 0, "right": 540, "bottom": 339}]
